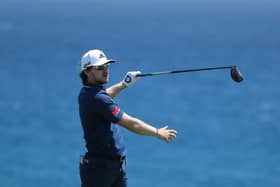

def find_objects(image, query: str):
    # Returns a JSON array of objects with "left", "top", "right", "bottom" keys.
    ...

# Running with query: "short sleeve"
[{"left": 94, "top": 92, "right": 124, "bottom": 123}]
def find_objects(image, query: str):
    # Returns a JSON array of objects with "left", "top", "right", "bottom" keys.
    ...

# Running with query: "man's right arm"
[{"left": 117, "top": 113, "right": 177, "bottom": 143}]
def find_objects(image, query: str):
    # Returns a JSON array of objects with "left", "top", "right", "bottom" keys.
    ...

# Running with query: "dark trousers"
[{"left": 79, "top": 155, "right": 127, "bottom": 187}]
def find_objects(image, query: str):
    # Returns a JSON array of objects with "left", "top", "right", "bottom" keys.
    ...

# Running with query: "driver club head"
[{"left": 230, "top": 66, "right": 244, "bottom": 83}]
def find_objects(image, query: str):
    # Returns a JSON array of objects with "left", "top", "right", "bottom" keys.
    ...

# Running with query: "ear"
[
  {"left": 83, "top": 70, "right": 89, "bottom": 76},
  {"left": 84, "top": 68, "right": 92, "bottom": 76}
]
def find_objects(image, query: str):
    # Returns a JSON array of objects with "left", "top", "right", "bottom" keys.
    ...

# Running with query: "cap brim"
[
  {"left": 106, "top": 59, "right": 116, "bottom": 64},
  {"left": 81, "top": 59, "right": 116, "bottom": 72},
  {"left": 93, "top": 59, "right": 116, "bottom": 66}
]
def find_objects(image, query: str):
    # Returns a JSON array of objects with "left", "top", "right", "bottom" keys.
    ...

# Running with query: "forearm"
[
  {"left": 128, "top": 118, "right": 158, "bottom": 136},
  {"left": 118, "top": 113, "right": 177, "bottom": 143},
  {"left": 118, "top": 113, "right": 158, "bottom": 137},
  {"left": 106, "top": 82, "right": 127, "bottom": 99}
]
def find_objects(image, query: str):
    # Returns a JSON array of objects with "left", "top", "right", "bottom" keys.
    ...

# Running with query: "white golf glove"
[{"left": 122, "top": 71, "right": 141, "bottom": 87}]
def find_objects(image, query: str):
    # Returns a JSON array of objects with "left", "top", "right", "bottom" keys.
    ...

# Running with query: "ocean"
[{"left": 1, "top": 1, "right": 279, "bottom": 186}]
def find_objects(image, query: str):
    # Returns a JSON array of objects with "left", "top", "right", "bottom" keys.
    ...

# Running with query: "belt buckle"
[
  {"left": 80, "top": 155, "right": 89, "bottom": 164},
  {"left": 80, "top": 155, "right": 84, "bottom": 164},
  {"left": 120, "top": 156, "right": 125, "bottom": 162}
]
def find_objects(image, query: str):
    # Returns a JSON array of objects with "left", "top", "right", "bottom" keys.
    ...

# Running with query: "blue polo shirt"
[{"left": 79, "top": 84, "right": 126, "bottom": 157}]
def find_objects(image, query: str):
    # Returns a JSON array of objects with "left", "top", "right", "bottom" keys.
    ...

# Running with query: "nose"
[{"left": 104, "top": 67, "right": 109, "bottom": 72}]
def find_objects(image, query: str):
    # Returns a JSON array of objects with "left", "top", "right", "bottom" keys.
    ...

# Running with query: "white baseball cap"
[{"left": 80, "top": 49, "right": 115, "bottom": 71}]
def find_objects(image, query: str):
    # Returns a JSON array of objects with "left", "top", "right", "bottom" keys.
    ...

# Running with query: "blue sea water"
[{"left": 1, "top": 1, "right": 280, "bottom": 187}]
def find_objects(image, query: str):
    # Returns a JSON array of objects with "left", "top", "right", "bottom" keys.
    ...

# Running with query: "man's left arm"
[
  {"left": 106, "top": 82, "right": 126, "bottom": 99},
  {"left": 106, "top": 71, "right": 141, "bottom": 98}
]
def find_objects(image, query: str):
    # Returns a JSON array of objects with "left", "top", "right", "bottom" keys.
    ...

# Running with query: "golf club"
[{"left": 136, "top": 65, "right": 244, "bottom": 83}]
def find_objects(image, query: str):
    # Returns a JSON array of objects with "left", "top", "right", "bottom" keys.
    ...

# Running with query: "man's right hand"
[{"left": 156, "top": 126, "right": 177, "bottom": 143}]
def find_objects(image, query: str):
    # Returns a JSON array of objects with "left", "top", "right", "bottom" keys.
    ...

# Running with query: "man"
[{"left": 78, "top": 49, "right": 177, "bottom": 187}]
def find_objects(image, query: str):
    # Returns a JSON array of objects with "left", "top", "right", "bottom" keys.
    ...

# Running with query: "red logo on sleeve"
[{"left": 112, "top": 106, "right": 120, "bottom": 115}]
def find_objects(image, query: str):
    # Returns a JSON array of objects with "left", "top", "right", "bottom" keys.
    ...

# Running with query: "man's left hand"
[{"left": 122, "top": 71, "right": 141, "bottom": 87}]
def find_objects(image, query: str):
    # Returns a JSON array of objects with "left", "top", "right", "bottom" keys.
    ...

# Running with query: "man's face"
[{"left": 85, "top": 64, "right": 110, "bottom": 85}]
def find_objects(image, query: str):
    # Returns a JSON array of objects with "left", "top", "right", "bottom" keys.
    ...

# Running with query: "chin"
[{"left": 102, "top": 79, "right": 109, "bottom": 85}]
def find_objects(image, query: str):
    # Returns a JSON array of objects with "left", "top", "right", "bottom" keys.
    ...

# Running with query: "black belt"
[
  {"left": 81, "top": 153, "right": 126, "bottom": 164},
  {"left": 91, "top": 154, "right": 126, "bottom": 162}
]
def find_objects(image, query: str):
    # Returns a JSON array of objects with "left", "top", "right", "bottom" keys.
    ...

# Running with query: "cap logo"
[{"left": 99, "top": 53, "right": 105, "bottom": 59}]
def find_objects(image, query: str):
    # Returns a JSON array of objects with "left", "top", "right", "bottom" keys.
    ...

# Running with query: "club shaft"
[{"left": 137, "top": 66, "right": 233, "bottom": 77}]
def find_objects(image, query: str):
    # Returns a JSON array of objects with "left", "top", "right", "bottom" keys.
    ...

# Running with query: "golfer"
[{"left": 78, "top": 49, "right": 177, "bottom": 187}]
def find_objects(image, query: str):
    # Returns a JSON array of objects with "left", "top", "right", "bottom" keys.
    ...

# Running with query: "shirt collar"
[{"left": 83, "top": 83, "right": 105, "bottom": 89}]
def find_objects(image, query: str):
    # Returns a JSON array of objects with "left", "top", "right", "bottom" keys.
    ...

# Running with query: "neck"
[{"left": 86, "top": 79, "right": 104, "bottom": 87}]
